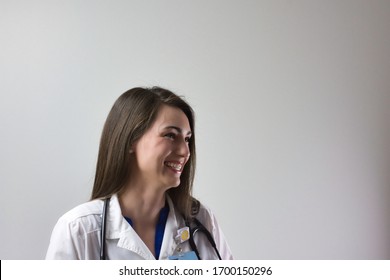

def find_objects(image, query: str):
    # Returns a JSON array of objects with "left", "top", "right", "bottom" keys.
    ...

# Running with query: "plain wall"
[{"left": 0, "top": 0, "right": 389, "bottom": 259}]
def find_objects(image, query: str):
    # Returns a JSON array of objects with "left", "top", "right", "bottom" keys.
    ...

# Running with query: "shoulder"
[
  {"left": 46, "top": 199, "right": 104, "bottom": 259},
  {"left": 55, "top": 199, "right": 103, "bottom": 233},
  {"left": 197, "top": 201, "right": 214, "bottom": 219},
  {"left": 193, "top": 200, "right": 234, "bottom": 260},
  {"left": 60, "top": 199, "right": 102, "bottom": 220},
  {"left": 193, "top": 200, "right": 219, "bottom": 230}
]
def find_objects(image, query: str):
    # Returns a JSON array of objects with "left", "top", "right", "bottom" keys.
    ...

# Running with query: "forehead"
[{"left": 153, "top": 105, "right": 191, "bottom": 131}]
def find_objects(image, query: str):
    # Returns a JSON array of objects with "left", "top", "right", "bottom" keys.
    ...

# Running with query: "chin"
[{"left": 164, "top": 180, "right": 181, "bottom": 189}]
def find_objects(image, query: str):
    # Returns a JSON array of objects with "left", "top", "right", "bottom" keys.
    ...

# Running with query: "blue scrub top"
[{"left": 124, "top": 202, "right": 169, "bottom": 259}]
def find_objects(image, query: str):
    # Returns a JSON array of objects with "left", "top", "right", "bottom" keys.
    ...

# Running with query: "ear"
[{"left": 129, "top": 140, "right": 139, "bottom": 154}]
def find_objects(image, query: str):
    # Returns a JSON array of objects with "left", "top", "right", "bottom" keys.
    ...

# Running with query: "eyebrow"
[{"left": 164, "top": 126, "right": 192, "bottom": 136}]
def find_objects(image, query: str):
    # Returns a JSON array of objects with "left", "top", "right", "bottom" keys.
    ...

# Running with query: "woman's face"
[{"left": 130, "top": 104, "right": 192, "bottom": 191}]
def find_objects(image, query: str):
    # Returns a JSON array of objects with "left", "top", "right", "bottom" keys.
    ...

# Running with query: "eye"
[
  {"left": 164, "top": 133, "right": 176, "bottom": 140},
  {"left": 185, "top": 137, "right": 191, "bottom": 143}
]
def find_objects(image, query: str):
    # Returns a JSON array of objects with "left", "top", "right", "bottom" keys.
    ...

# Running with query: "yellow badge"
[
  {"left": 176, "top": 227, "right": 190, "bottom": 243},
  {"left": 180, "top": 229, "right": 189, "bottom": 241}
]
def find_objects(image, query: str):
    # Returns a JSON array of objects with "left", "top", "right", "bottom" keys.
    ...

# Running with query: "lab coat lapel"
[
  {"left": 106, "top": 194, "right": 155, "bottom": 260},
  {"left": 158, "top": 196, "right": 183, "bottom": 259}
]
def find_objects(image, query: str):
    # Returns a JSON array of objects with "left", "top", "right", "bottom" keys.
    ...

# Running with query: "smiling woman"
[
  {"left": 45, "top": 86, "right": 233, "bottom": 260},
  {"left": 129, "top": 105, "right": 191, "bottom": 191}
]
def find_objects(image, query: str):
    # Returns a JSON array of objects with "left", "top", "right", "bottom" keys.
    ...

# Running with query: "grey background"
[{"left": 1, "top": 0, "right": 389, "bottom": 259}]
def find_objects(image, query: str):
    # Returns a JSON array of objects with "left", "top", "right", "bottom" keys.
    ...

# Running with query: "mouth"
[{"left": 164, "top": 161, "right": 184, "bottom": 173}]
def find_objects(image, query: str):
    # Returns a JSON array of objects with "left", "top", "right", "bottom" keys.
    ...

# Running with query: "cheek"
[{"left": 136, "top": 146, "right": 169, "bottom": 169}]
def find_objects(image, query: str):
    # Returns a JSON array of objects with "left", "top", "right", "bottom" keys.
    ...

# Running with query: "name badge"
[{"left": 168, "top": 251, "right": 198, "bottom": 260}]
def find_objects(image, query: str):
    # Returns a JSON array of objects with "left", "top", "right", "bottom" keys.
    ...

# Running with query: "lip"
[{"left": 164, "top": 160, "right": 185, "bottom": 173}]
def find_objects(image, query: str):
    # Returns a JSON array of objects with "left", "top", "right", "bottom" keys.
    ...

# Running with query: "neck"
[{"left": 118, "top": 184, "right": 166, "bottom": 225}]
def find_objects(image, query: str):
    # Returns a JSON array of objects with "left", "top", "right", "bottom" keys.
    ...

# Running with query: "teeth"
[{"left": 165, "top": 162, "right": 182, "bottom": 171}]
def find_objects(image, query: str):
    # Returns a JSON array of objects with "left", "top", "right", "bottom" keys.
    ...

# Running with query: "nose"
[{"left": 175, "top": 137, "right": 190, "bottom": 159}]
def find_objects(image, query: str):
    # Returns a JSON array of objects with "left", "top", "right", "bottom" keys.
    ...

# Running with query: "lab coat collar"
[{"left": 105, "top": 193, "right": 183, "bottom": 259}]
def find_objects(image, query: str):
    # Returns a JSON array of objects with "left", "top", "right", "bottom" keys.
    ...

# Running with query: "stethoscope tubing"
[
  {"left": 100, "top": 197, "right": 110, "bottom": 260},
  {"left": 186, "top": 218, "right": 222, "bottom": 260},
  {"left": 99, "top": 197, "right": 221, "bottom": 260}
]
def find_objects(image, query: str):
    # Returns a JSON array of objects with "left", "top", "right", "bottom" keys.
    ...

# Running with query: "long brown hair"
[{"left": 91, "top": 87, "right": 196, "bottom": 218}]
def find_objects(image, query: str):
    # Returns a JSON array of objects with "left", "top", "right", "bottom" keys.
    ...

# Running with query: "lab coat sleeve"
[
  {"left": 45, "top": 215, "right": 87, "bottom": 260},
  {"left": 211, "top": 211, "right": 234, "bottom": 260}
]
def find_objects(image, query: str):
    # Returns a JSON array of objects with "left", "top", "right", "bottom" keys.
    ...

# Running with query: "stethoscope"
[{"left": 100, "top": 197, "right": 222, "bottom": 260}]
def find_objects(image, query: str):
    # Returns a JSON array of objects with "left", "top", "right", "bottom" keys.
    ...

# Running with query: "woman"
[{"left": 46, "top": 86, "right": 233, "bottom": 260}]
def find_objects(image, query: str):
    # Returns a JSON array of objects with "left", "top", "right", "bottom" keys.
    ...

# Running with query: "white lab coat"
[{"left": 46, "top": 194, "right": 233, "bottom": 260}]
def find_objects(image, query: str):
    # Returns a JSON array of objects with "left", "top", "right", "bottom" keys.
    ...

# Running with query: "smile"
[{"left": 164, "top": 161, "right": 183, "bottom": 172}]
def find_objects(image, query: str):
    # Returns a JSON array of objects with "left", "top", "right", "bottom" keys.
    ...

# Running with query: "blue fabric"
[
  {"left": 124, "top": 216, "right": 133, "bottom": 227},
  {"left": 124, "top": 202, "right": 169, "bottom": 259},
  {"left": 155, "top": 203, "right": 169, "bottom": 259}
]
